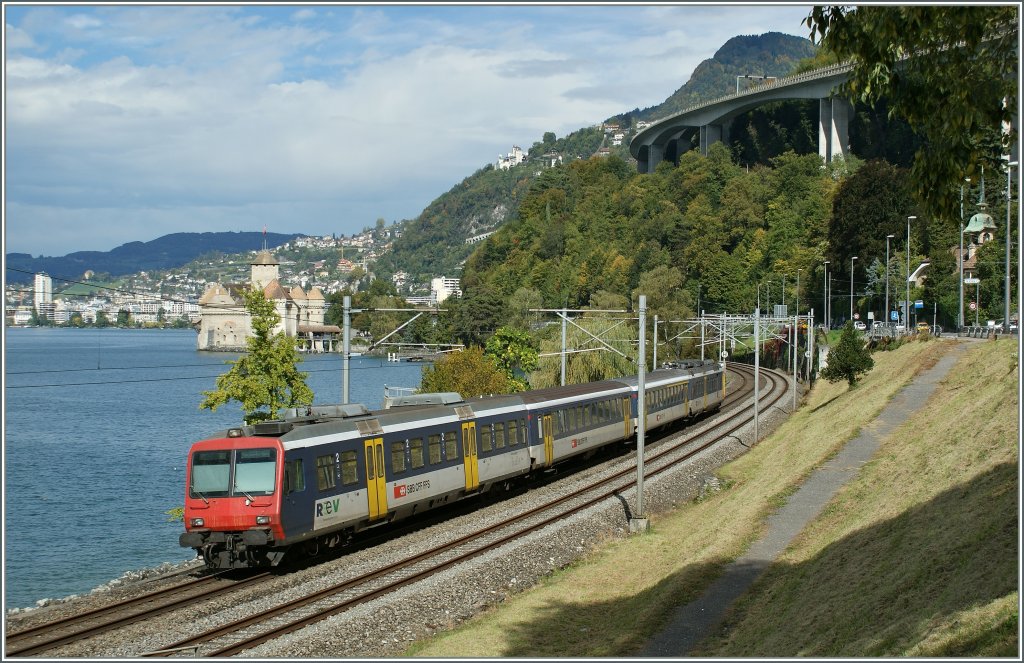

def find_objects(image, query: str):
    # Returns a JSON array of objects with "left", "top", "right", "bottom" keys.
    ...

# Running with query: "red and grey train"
[{"left": 179, "top": 360, "right": 725, "bottom": 569}]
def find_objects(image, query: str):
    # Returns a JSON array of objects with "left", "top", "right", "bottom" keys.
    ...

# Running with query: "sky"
[{"left": 4, "top": 2, "right": 815, "bottom": 258}]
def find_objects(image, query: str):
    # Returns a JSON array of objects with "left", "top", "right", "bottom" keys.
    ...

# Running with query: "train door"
[
  {"left": 622, "top": 397, "right": 631, "bottom": 438},
  {"left": 461, "top": 422, "right": 479, "bottom": 491},
  {"left": 364, "top": 438, "right": 387, "bottom": 521},
  {"left": 542, "top": 414, "right": 554, "bottom": 466}
]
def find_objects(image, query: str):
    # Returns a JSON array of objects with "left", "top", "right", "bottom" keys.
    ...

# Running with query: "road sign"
[
  {"left": 890, "top": 310, "right": 899, "bottom": 321},
  {"left": 969, "top": 301, "right": 978, "bottom": 311},
  {"left": 965, "top": 277, "right": 980, "bottom": 285},
  {"left": 853, "top": 313, "right": 860, "bottom": 320}
]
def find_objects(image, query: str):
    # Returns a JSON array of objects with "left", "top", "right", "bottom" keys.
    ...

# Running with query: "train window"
[
  {"left": 494, "top": 422, "right": 506, "bottom": 449},
  {"left": 444, "top": 431, "right": 458, "bottom": 461},
  {"left": 428, "top": 434, "right": 442, "bottom": 464},
  {"left": 391, "top": 442, "right": 407, "bottom": 474},
  {"left": 283, "top": 458, "right": 304, "bottom": 494},
  {"left": 576, "top": 406, "right": 583, "bottom": 430},
  {"left": 233, "top": 448, "right": 277, "bottom": 497},
  {"left": 316, "top": 454, "right": 337, "bottom": 491},
  {"left": 190, "top": 450, "right": 231, "bottom": 498},
  {"left": 519, "top": 419, "right": 527, "bottom": 444},
  {"left": 508, "top": 420, "right": 518, "bottom": 446},
  {"left": 556, "top": 410, "right": 565, "bottom": 435},
  {"left": 341, "top": 450, "right": 358, "bottom": 485},
  {"left": 480, "top": 425, "right": 492, "bottom": 452},
  {"left": 410, "top": 438, "right": 424, "bottom": 469}
]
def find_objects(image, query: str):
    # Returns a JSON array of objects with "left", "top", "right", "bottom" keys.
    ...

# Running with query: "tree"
[
  {"left": 419, "top": 347, "right": 510, "bottom": 397},
  {"left": 116, "top": 309, "right": 132, "bottom": 327},
  {"left": 484, "top": 326, "right": 538, "bottom": 392},
  {"left": 806, "top": 6, "right": 1018, "bottom": 222},
  {"left": 200, "top": 287, "right": 314, "bottom": 423},
  {"left": 820, "top": 321, "right": 875, "bottom": 386},
  {"left": 95, "top": 310, "right": 111, "bottom": 327}
]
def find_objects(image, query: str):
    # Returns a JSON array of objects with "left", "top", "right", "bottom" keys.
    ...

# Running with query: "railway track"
[
  {"left": 141, "top": 363, "right": 785, "bottom": 657},
  {"left": 3, "top": 571, "right": 270, "bottom": 657},
  {"left": 6, "top": 363, "right": 784, "bottom": 658}
]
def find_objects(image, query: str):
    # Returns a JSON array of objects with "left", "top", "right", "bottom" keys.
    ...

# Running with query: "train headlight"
[
  {"left": 256, "top": 515, "right": 270, "bottom": 525},
  {"left": 190, "top": 518, "right": 205, "bottom": 527}
]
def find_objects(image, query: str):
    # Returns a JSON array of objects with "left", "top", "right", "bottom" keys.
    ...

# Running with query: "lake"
[{"left": 3, "top": 327, "right": 424, "bottom": 611}]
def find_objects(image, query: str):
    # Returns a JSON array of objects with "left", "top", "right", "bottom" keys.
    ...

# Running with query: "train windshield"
[{"left": 189, "top": 448, "right": 277, "bottom": 499}]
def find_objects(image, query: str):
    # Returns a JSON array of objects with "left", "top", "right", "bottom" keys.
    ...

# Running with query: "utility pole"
[
  {"left": 632, "top": 295, "right": 649, "bottom": 533},
  {"left": 560, "top": 306, "right": 568, "bottom": 386},
  {"left": 1006, "top": 160, "right": 1017, "bottom": 333},
  {"left": 753, "top": 307, "right": 760, "bottom": 445},
  {"left": 342, "top": 295, "right": 351, "bottom": 404}
]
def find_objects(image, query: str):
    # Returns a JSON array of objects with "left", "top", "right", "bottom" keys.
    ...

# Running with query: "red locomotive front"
[{"left": 180, "top": 435, "right": 287, "bottom": 568}]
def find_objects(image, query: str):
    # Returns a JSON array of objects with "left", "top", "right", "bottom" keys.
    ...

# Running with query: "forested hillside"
[{"left": 460, "top": 145, "right": 838, "bottom": 316}]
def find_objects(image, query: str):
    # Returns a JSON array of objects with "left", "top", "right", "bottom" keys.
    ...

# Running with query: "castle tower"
[{"left": 250, "top": 250, "right": 280, "bottom": 290}]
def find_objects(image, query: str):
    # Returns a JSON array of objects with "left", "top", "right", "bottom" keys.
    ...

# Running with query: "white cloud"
[{"left": 3, "top": 4, "right": 816, "bottom": 256}]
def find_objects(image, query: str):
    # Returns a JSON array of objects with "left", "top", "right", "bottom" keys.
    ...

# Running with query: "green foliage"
[
  {"left": 200, "top": 287, "right": 314, "bottom": 424},
  {"left": 484, "top": 327, "right": 538, "bottom": 392},
  {"left": 418, "top": 347, "right": 511, "bottom": 397},
  {"left": 806, "top": 5, "right": 1018, "bottom": 224},
  {"left": 828, "top": 159, "right": 916, "bottom": 279},
  {"left": 821, "top": 321, "right": 875, "bottom": 386}
]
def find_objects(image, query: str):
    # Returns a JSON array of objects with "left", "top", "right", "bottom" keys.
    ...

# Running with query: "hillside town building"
[
  {"left": 196, "top": 250, "right": 341, "bottom": 352},
  {"left": 497, "top": 145, "right": 527, "bottom": 170}
]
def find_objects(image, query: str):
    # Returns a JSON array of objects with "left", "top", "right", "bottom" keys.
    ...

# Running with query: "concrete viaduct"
[{"left": 630, "top": 62, "right": 855, "bottom": 173}]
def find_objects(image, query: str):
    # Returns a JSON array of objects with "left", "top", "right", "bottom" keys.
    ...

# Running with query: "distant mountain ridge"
[
  {"left": 629, "top": 32, "right": 816, "bottom": 121},
  {"left": 5, "top": 231, "right": 302, "bottom": 284}
]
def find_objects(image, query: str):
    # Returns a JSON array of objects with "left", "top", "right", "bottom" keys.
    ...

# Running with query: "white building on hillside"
[
  {"left": 497, "top": 145, "right": 527, "bottom": 170},
  {"left": 431, "top": 277, "right": 462, "bottom": 304}
]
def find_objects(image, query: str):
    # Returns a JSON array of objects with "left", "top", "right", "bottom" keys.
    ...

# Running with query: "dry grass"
[
  {"left": 404, "top": 339, "right": 1017, "bottom": 658},
  {"left": 694, "top": 338, "right": 1019, "bottom": 657}
]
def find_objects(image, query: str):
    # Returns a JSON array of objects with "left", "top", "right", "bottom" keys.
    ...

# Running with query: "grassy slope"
[{"left": 405, "top": 338, "right": 1018, "bottom": 657}]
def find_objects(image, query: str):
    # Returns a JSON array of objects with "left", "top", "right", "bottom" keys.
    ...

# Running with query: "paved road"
[{"left": 638, "top": 340, "right": 968, "bottom": 657}]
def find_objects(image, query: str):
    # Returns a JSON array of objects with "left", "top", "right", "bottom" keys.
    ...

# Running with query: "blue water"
[{"left": 3, "top": 327, "right": 424, "bottom": 610}]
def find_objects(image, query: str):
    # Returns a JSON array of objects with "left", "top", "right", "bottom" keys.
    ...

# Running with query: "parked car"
[
  {"left": 916, "top": 321, "right": 930, "bottom": 332},
  {"left": 853, "top": 320, "right": 867, "bottom": 331}
]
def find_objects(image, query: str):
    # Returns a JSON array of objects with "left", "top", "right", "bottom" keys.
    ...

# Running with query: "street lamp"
[
  {"left": 959, "top": 177, "right": 970, "bottom": 329},
  {"left": 850, "top": 256, "right": 858, "bottom": 322},
  {"left": 907, "top": 216, "right": 916, "bottom": 332},
  {"left": 885, "top": 234, "right": 895, "bottom": 324},
  {"left": 823, "top": 260, "right": 830, "bottom": 330},
  {"left": 1006, "top": 160, "right": 1017, "bottom": 332}
]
